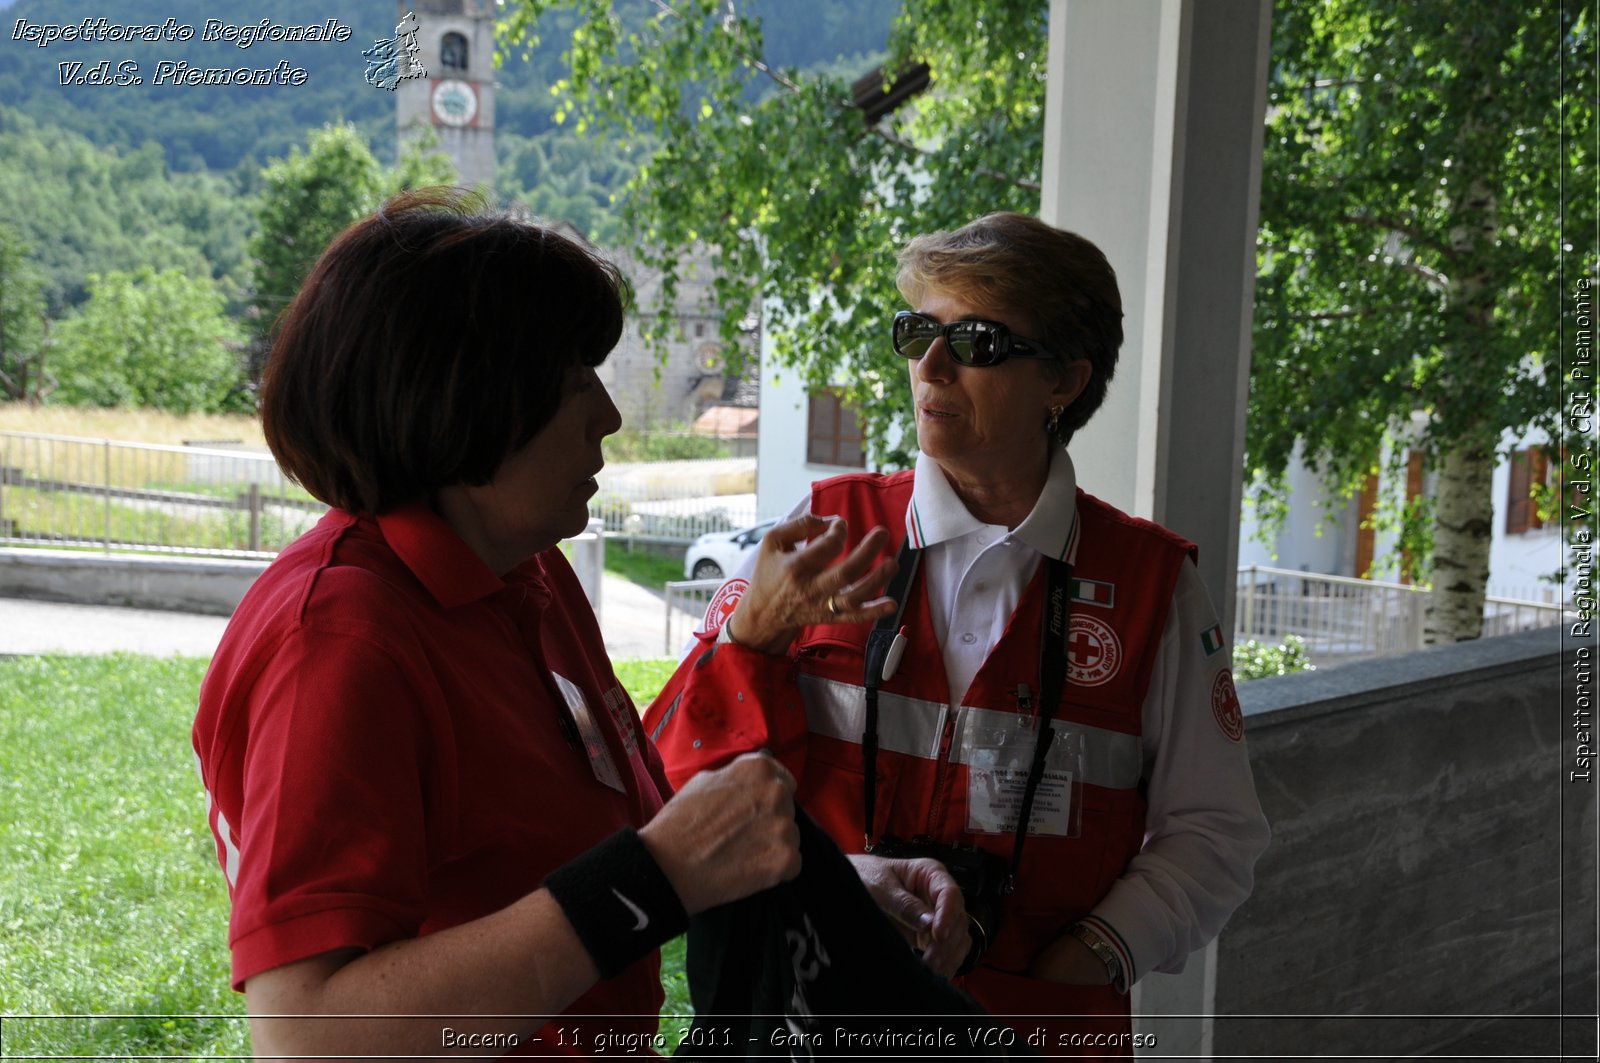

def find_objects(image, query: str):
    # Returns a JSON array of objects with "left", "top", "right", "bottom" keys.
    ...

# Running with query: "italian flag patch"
[
  {"left": 1200, "top": 623, "right": 1226, "bottom": 656},
  {"left": 1070, "top": 577, "right": 1115, "bottom": 608}
]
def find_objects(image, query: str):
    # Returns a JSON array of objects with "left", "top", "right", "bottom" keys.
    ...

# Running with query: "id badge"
[
  {"left": 552, "top": 673, "right": 627, "bottom": 793},
  {"left": 966, "top": 718, "right": 1084, "bottom": 838}
]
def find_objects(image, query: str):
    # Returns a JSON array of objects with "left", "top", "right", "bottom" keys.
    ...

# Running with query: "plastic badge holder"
[{"left": 966, "top": 719, "right": 1084, "bottom": 838}]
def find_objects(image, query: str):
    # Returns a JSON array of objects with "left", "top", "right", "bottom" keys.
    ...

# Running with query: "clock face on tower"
[{"left": 430, "top": 79, "right": 478, "bottom": 127}]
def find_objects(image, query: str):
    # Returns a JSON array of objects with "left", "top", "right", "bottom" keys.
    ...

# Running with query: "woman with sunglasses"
[{"left": 646, "top": 212, "right": 1269, "bottom": 1054}]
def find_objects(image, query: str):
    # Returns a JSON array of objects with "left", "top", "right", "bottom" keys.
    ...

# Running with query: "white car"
[{"left": 683, "top": 519, "right": 775, "bottom": 580}]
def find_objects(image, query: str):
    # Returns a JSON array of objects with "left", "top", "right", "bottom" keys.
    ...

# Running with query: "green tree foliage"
[
  {"left": 0, "top": 0, "right": 395, "bottom": 172},
  {"left": 503, "top": 0, "right": 1040, "bottom": 468},
  {"left": 0, "top": 222, "right": 48, "bottom": 403},
  {"left": 1252, "top": 1, "right": 1593, "bottom": 640},
  {"left": 48, "top": 267, "right": 243, "bottom": 412},
  {"left": 498, "top": 130, "right": 648, "bottom": 244},
  {"left": 513, "top": 0, "right": 1592, "bottom": 643},
  {"left": 1232, "top": 635, "right": 1316, "bottom": 682},
  {"left": 249, "top": 123, "right": 456, "bottom": 342},
  {"left": 0, "top": 110, "right": 255, "bottom": 316}
]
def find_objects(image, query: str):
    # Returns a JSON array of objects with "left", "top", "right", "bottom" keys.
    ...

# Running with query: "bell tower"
[{"left": 394, "top": 1, "right": 496, "bottom": 193}]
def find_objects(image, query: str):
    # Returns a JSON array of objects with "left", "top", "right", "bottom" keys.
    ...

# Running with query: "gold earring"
[{"left": 1048, "top": 405, "right": 1064, "bottom": 434}]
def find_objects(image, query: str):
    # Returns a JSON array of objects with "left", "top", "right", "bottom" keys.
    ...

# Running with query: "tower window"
[{"left": 441, "top": 32, "right": 468, "bottom": 72}]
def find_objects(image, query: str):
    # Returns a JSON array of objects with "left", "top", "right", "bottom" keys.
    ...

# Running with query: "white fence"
[
  {"left": 0, "top": 431, "right": 758, "bottom": 559},
  {"left": 0, "top": 431, "right": 318, "bottom": 558},
  {"left": 593, "top": 457, "right": 757, "bottom": 542},
  {"left": 662, "top": 578, "right": 725, "bottom": 654},
  {"left": 1235, "top": 564, "right": 1569, "bottom": 668},
  {"left": 665, "top": 566, "right": 1569, "bottom": 667}
]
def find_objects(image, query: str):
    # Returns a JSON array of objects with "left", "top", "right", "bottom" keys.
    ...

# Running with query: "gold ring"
[{"left": 826, "top": 594, "right": 841, "bottom": 616}]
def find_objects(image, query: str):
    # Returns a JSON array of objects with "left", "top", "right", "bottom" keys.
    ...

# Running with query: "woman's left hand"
[
  {"left": 848, "top": 853, "right": 971, "bottom": 978},
  {"left": 726, "top": 514, "right": 899, "bottom": 654}
]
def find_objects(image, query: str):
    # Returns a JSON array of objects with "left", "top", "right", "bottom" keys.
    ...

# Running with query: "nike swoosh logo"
[{"left": 612, "top": 887, "right": 649, "bottom": 932}]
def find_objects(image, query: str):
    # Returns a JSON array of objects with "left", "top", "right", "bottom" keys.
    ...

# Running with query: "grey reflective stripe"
[
  {"left": 649, "top": 691, "right": 681, "bottom": 743},
  {"left": 797, "top": 674, "right": 949, "bottom": 758},
  {"left": 796, "top": 674, "right": 1142, "bottom": 791},
  {"left": 952, "top": 706, "right": 1143, "bottom": 791}
]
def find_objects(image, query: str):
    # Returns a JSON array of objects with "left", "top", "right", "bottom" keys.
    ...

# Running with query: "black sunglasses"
[{"left": 891, "top": 310, "right": 1062, "bottom": 367}]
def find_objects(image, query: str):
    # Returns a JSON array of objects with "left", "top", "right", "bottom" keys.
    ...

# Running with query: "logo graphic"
[
  {"left": 611, "top": 887, "right": 649, "bottom": 931},
  {"left": 1200, "top": 622, "right": 1226, "bottom": 657},
  {"left": 1066, "top": 615, "right": 1122, "bottom": 687},
  {"left": 1211, "top": 669, "right": 1243, "bottom": 742},
  {"left": 602, "top": 686, "right": 638, "bottom": 756},
  {"left": 364, "top": 10, "right": 424, "bottom": 90},
  {"left": 701, "top": 577, "right": 747, "bottom": 635}
]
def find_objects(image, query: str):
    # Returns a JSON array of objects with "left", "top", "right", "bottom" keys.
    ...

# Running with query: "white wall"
[
  {"left": 1236, "top": 431, "right": 1568, "bottom": 601},
  {"left": 1237, "top": 453, "right": 1355, "bottom": 576},
  {"left": 754, "top": 323, "right": 884, "bottom": 517},
  {"left": 1489, "top": 428, "right": 1569, "bottom": 600}
]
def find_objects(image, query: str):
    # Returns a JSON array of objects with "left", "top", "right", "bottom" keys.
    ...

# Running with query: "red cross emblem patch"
[
  {"left": 1066, "top": 615, "right": 1121, "bottom": 687},
  {"left": 1211, "top": 669, "right": 1243, "bottom": 742},
  {"left": 700, "top": 577, "right": 747, "bottom": 636}
]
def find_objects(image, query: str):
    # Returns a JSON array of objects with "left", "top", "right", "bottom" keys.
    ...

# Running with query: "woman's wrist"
[
  {"left": 722, "top": 611, "right": 794, "bottom": 656},
  {"left": 543, "top": 828, "right": 688, "bottom": 978},
  {"left": 1029, "top": 929, "right": 1113, "bottom": 986}
]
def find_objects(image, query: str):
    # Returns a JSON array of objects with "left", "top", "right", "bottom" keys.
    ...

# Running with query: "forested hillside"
[
  {"left": 0, "top": 0, "right": 897, "bottom": 410},
  {"left": 2, "top": 0, "right": 895, "bottom": 171}
]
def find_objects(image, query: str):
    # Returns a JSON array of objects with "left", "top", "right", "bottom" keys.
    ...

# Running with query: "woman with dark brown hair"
[{"left": 192, "top": 190, "right": 961, "bottom": 1059}]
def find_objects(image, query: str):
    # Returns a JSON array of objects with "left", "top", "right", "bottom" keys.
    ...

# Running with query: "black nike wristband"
[{"left": 544, "top": 828, "right": 689, "bottom": 979}]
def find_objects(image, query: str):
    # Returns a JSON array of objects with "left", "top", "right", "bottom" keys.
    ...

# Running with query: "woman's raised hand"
[{"left": 725, "top": 514, "right": 899, "bottom": 654}]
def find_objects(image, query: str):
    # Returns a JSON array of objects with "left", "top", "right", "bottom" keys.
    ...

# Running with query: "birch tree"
[{"left": 1254, "top": 0, "right": 1592, "bottom": 641}]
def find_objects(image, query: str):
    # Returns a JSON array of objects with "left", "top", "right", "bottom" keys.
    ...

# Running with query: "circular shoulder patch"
[
  {"left": 1066, "top": 615, "right": 1122, "bottom": 687},
  {"left": 1211, "top": 669, "right": 1243, "bottom": 742},
  {"left": 700, "top": 577, "right": 748, "bottom": 635}
]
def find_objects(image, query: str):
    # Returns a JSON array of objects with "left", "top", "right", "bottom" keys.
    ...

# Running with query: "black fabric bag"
[{"left": 678, "top": 808, "right": 1036, "bottom": 1059}]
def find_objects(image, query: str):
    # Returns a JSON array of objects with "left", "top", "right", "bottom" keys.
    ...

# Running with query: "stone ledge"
[
  {"left": 1239, "top": 623, "right": 1588, "bottom": 729},
  {"left": 0, "top": 547, "right": 266, "bottom": 616}
]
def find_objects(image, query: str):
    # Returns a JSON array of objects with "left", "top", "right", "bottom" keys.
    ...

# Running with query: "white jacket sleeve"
[{"left": 1086, "top": 560, "right": 1270, "bottom": 984}]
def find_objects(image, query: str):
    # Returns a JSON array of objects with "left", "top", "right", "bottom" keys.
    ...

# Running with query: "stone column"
[{"left": 1040, "top": 0, "right": 1272, "bottom": 1055}]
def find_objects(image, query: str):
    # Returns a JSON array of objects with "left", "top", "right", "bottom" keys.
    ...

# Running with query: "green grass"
[
  {"left": 612, "top": 656, "right": 681, "bottom": 709},
  {"left": 0, "top": 655, "right": 249, "bottom": 1058},
  {"left": 0, "top": 653, "right": 693, "bottom": 1059},
  {"left": 603, "top": 545, "right": 690, "bottom": 589}
]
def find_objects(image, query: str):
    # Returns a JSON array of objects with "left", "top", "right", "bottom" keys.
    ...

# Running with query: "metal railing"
[
  {"left": 0, "top": 431, "right": 321, "bottom": 559},
  {"left": 0, "top": 432, "right": 760, "bottom": 559},
  {"left": 662, "top": 578, "right": 723, "bottom": 654},
  {"left": 1235, "top": 564, "right": 1569, "bottom": 668},
  {"left": 668, "top": 566, "right": 1569, "bottom": 667},
  {"left": 593, "top": 458, "right": 757, "bottom": 544}
]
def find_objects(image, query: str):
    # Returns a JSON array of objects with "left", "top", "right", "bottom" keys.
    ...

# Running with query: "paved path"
[{"left": 0, "top": 574, "right": 700, "bottom": 661}]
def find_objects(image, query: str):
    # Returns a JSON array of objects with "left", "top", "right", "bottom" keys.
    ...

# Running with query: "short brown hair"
[
  {"left": 896, "top": 212, "right": 1123, "bottom": 439},
  {"left": 260, "top": 188, "right": 627, "bottom": 514}
]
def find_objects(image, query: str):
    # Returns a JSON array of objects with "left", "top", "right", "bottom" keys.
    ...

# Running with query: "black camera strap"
[
  {"left": 861, "top": 536, "right": 922, "bottom": 849},
  {"left": 860, "top": 534, "right": 1075, "bottom": 882},
  {"left": 1012, "top": 555, "right": 1073, "bottom": 877}
]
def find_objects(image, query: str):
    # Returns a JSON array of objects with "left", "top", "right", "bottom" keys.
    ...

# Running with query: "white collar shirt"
[{"left": 903, "top": 448, "right": 1080, "bottom": 706}]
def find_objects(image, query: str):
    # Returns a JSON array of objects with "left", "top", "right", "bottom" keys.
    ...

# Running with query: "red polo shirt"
[{"left": 193, "top": 503, "right": 671, "bottom": 1053}]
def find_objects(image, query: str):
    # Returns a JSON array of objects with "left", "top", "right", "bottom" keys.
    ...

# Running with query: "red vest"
[{"left": 647, "top": 471, "right": 1195, "bottom": 1050}]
